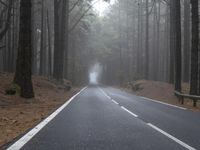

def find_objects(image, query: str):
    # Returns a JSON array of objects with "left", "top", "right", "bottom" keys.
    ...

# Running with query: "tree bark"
[
  {"left": 53, "top": 0, "right": 69, "bottom": 81},
  {"left": 174, "top": 0, "right": 182, "bottom": 92},
  {"left": 190, "top": 0, "right": 198, "bottom": 96},
  {"left": 145, "top": 0, "right": 149, "bottom": 79},
  {"left": 183, "top": 0, "right": 191, "bottom": 82},
  {"left": 169, "top": 0, "right": 175, "bottom": 84},
  {"left": 39, "top": 0, "right": 45, "bottom": 75},
  {"left": 14, "top": 0, "right": 34, "bottom": 98}
]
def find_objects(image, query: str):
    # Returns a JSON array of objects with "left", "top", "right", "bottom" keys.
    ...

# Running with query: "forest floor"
[
  {"left": 122, "top": 80, "right": 200, "bottom": 112},
  {"left": 0, "top": 72, "right": 81, "bottom": 148}
]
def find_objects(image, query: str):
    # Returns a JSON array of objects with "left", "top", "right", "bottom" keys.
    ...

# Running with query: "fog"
[
  {"left": 0, "top": 1, "right": 199, "bottom": 148},
  {"left": 89, "top": 63, "right": 102, "bottom": 85},
  {"left": 0, "top": 0, "right": 199, "bottom": 96}
]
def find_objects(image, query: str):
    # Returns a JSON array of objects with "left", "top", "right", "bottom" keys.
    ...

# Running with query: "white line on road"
[
  {"left": 7, "top": 87, "right": 87, "bottom": 150},
  {"left": 121, "top": 106, "right": 138, "bottom": 118},
  {"left": 112, "top": 99, "right": 119, "bottom": 105},
  {"left": 141, "top": 97, "right": 187, "bottom": 110},
  {"left": 99, "top": 88, "right": 111, "bottom": 99},
  {"left": 99, "top": 88, "right": 121, "bottom": 106},
  {"left": 147, "top": 123, "right": 196, "bottom": 150}
]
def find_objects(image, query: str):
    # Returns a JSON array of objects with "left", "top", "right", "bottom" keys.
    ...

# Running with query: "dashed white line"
[
  {"left": 99, "top": 88, "right": 111, "bottom": 99},
  {"left": 141, "top": 97, "right": 187, "bottom": 110},
  {"left": 99, "top": 88, "right": 120, "bottom": 105},
  {"left": 99, "top": 88, "right": 138, "bottom": 118},
  {"left": 112, "top": 99, "right": 119, "bottom": 105},
  {"left": 7, "top": 87, "right": 87, "bottom": 150},
  {"left": 99, "top": 88, "right": 194, "bottom": 149},
  {"left": 121, "top": 106, "right": 138, "bottom": 118},
  {"left": 147, "top": 123, "right": 196, "bottom": 150}
]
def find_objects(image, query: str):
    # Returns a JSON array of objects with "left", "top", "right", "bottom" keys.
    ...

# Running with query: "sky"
[{"left": 93, "top": 0, "right": 116, "bottom": 16}]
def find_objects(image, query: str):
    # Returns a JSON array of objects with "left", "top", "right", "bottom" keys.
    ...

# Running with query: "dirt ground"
[
  {"left": 0, "top": 72, "right": 81, "bottom": 148},
  {"left": 123, "top": 80, "right": 200, "bottom": 111}
]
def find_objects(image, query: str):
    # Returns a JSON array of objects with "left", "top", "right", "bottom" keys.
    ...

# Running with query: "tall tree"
[
  {"left": 169, "top": 0, "right": 175, "bottom": 84},
  {"left": 183, "top": 0, "right": 190, "bottom": 82},
  {"left": 14, "top": 0, "right": 34, "bottom": 98},
  {"left": 174, "top": 0, "right": 182, "bottom": 92},
  {"left": 39, "top": 0, "right": 46, "bottom": 75},
  {"left": 118, "top": 1, "right": 123, "bottom": 85},
  {"left": 190, "top": 0, "right": 198, "bottom": 104},
  {"left": 145, "top": 0, "right": 149, "bottom": 79},
  {"left": 53, "top": 0, "right": 69, "bottom": 81},
  {"left": 53, "top": 0, "right": 60, "bottom": 80}
]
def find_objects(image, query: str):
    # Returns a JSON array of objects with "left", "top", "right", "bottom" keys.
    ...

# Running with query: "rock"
[
  {"left": 5, "top": 84, "right": 21, "bottom": 95},
  {"left": 126, "top": 81, "right": 143, "bottom": 91},
  {"left": 63, "top": 79, "right": 72, "bottom": 91},
  {"left": 5, "top": 89, "right": 16, "bottom": 95}
]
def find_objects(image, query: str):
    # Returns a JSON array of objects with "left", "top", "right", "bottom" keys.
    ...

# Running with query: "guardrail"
[{"left": 174, "top": 91, "right": 200, "bottom": 107}]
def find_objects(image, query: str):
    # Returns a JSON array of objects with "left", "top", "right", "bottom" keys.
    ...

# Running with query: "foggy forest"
[{"left": 0, "top": 0, "right": 200, "bottom": 149}]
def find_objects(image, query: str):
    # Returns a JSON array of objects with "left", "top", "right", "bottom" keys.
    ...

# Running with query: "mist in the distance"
[{"left": 89, "top": 63, "right": 102, "bottom": 85}]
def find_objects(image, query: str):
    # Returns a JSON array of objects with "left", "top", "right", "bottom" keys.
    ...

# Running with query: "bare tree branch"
[
  {"left": 69, "top": 0, "right": 82, "bottom": 13},
  {"left": 0, "top": 0, "right": 13, "bottom": 41},
  {"left": 69, "top": 0, "right": 100, "bottom": 32}
]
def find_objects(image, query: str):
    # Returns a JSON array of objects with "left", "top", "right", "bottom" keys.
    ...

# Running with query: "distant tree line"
[
  {"left": 86, "top": 0, "right": 199, "bottom": 96},
  {"left": 0, "top": 0, "right": 99, "bottom": 97},
  {"left": 0, "top": 0, "right": 199, "bottom": 99}
]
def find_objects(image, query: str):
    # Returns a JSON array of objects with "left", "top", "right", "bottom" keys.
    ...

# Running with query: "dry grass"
[
  {"left": 0, "top": 72, "right": 80, "bottom": 147},
  {"left": 124, "top": 80, "right": 200, "bottom": 111}
]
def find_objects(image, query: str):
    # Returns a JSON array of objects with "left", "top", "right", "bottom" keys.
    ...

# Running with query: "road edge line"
[
  {"left": 140, "top": 96, "right": 187, "bottom": 110},
  {"left": 147, "top": 123, "right": 196, "bottom": 150},
  {"left": 6, "top": 87, "right": 87, "bottom": 150}
]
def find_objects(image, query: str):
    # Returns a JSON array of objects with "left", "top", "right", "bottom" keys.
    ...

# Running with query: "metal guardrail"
[{"left": 174, "top": 91, "right": 200, "bottom": 107}]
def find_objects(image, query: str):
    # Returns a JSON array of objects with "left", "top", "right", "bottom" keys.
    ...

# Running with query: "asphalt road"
[{"left": 6, "top": 86, "right": 200, "bottom": 150}]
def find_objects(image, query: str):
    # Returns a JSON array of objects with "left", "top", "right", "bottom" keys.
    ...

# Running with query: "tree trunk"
[
  {"left": 169, "top": 0, "right": 175, "bottom": 84},
  {"left": 183, "top": 0, "right": 191, "bottom": 82},
  {"left": 136, "top": 3, "right": 141, "bottom": 78},
  {"left": 47, "top": 10, "right": 52, "bottom": 78},
  {"left": 53, "top": 0, "right": 69, "bottom": 81},
  {"left": 53, "top": 0, "right": 60, "bottom": 79},
  {"left": 174, "top": 0, "right": 182, "bottom": 92},
  {"left": 145, "top": 0, "right": 149, "bottom": 79},
  {"left": 14, "top": 0, "right": 34, "bottom": 98},
  {"left": 118, "top": 2, "right": 123, "bottom": 85},
  {"left": 39, "top": 0, "right": 45, "bottom": 75},
  {"left": 63, "top": 0, "right": 69, "bottom": 79},
  {"left": 190, "top": 0, "right": 198, "bottom": 96}
]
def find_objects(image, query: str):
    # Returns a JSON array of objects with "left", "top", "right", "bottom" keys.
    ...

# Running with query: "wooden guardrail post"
[
  {"left": 193, "top": 99, "right": 197, "bottom": 107},
  {"left": 174, "top": 91, "right": 199, "bottom": 107}
]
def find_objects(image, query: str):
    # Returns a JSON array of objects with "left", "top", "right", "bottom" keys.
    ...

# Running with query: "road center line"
[
  {"left": 121, "top": 106, "right": 138, "bottom": 118},
  {"left": 99, "top": 88, "right": 111, "bottom": 99},
  {"left": 6, "top": 87, "right": 87, "bottom": 150},
  {"left": 147, "top": 123, "right": 196, "bottom": 150},
  {"left": 141, "top": 97, "right": 187, "bottom": 110},
  {"left": 112, "top": 99, "right": 119, "bottom": 105}
]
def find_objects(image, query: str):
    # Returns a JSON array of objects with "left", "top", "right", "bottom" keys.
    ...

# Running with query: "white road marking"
[
  {"left": 141, "top": 97, "right": 187, "bottom": 110},
  {"left": 121, "top": 106, "right": 138, "bottom": 118},
  {"left": 112, "top": 99, "right": 119, "bottom": 105},
  {"left": 147, "top": 123, "right": 196, "bottom": 150},
  {"left": 99, "top": 88, "right": 111, "bottom": 99},
  {"left": 99, "top": 88, "right": 120, "bottom": 106},
  {"left": 7, "top": 87, "right": 87, "bottom": 150}
]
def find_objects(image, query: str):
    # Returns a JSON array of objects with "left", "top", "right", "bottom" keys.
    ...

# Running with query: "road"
[{"left": 6, "top": 86, "right": 200, "bottom": 150}]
